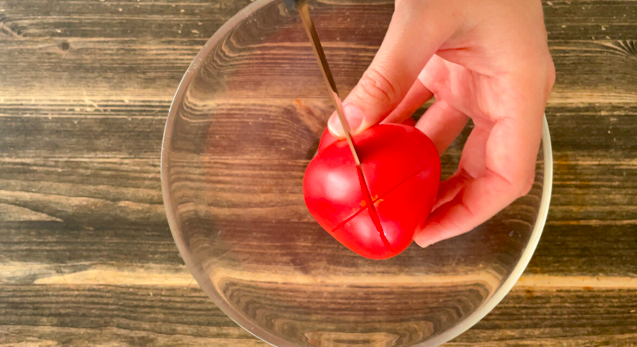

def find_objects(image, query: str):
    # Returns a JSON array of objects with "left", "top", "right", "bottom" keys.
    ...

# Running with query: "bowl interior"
[{"left": 161, "top": 1, "right": 551, "bottom": 346}]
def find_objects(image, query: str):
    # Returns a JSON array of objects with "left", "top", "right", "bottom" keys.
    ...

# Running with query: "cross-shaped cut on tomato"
[{"left": 304, "top": 123, "right": 441, "bottom": 259}]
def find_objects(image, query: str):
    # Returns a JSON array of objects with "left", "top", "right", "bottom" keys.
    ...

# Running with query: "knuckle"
[
  {"left": 520, "top": 177, "right": 535, "bottom": 197},
  {"left": 487, "top": 168, "right": 535, "bottom": 199},
  {"left": 547, "top": 63, "right": 556, "bottom": 87},
  {"left": 516, "top": 172, "right": 536, "bottom": 197},
  {"left": 546, "top": 60, "right": 556, "bottom": 92},
  {"left": 355, "top": 68, "right": 397, "bottom": 106}
]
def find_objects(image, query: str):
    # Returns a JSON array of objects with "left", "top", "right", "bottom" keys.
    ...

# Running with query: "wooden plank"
[
  {"left": 3, "top": 0, "right": 637, "bottom": 41},
  {"left": 450, "top": 288, "right": 637, "bottom": 346},
  {"left": 0, "top": 327, "right": 267, "bottom": 347},
  {"left": 0, "top": 1, "right": 635, "bottom": 100},
  {"left": 0, "top": 285, "right": 635, "bottom": 346},
  {"left": 1, "top": 38, "right": 636, "bottom": 101},
  {"left": 0, "top": 285, "right": 267, "bottom": 346},
  {"left": 544, "top": 0, "right": 637, "bottom": 41},
  {"left": 0, "top": 0, "right": 254, "bottom": 39}
]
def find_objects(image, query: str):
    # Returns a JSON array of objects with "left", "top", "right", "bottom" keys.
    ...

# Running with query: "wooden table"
[{"left": 0, "top": 0, "right": 635, "bottom": 345}]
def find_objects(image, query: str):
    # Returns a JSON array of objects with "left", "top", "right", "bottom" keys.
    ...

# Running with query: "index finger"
[{"left": 327, "top": 0, "right": 461, "bottom": 138}]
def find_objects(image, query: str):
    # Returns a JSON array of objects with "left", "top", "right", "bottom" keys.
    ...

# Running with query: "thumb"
[{"left": 328, "top": 0, "right": 460, "bottom": 138}]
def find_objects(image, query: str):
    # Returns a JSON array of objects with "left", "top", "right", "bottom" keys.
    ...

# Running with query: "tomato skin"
[
  {"left": 304, "top": 123, "right": 441, "bottom": 259},
  {"left": 401, "top": 117, "right": 417, "bottom": 127}
]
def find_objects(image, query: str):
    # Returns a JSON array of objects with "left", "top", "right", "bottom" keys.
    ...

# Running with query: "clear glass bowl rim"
[{"left": 160, "top": 1, "right": 554, "bottom": 345}]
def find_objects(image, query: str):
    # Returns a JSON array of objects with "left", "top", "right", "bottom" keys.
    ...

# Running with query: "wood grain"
[
  {"left": 0, "top": 0, "right": 635, "bottom": 345},
  {"left": 0, "top": 285, "right": 635, "bottom": 346}
]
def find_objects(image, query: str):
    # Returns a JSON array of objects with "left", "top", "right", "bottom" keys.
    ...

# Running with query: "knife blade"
[
  {"left": 288, "top": 0, "right": 362, "bottom": 167},
  {"left": 286, "top": 0, "right": 390, "bottom": 247}
]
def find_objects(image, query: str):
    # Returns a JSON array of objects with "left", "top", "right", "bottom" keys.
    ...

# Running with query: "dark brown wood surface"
[{"left": 0, "top": 0, "right": 635, "bottom": 346}]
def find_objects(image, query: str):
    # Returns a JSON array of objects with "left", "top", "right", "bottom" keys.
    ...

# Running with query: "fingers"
[
  {"left": 328, "top": 0, "right": 461, "bottom": 138},
  {"left": 414, "top": 111, "right": 542, "bottom": 248},
  {"left": 429, "top": 121, "right": 488, "bottom": 210},
  {"left": 431, "top": 169, "right": 469, "bottom": 211},
  {"left": 413, "top": 169, "right": 528, "bottom": 248},
  {"left": 416, "top": 101, "right": 468, "bottom": 155},
  {"left": 382, "top": 79, "right": 433, "bottom": 125}
]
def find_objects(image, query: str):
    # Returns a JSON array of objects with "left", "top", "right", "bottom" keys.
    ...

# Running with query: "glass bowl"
[{"left": 161, "top": 1, "right": 553, "bottom": 346}]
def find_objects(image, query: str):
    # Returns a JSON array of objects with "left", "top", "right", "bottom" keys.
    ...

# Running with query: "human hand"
[{"left": 327, "top": 0, "right": 555, "bottom": 247}]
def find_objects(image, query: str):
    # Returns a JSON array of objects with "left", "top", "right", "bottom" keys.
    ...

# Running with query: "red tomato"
[
  {"left": 304, "top": 123, "right": 441, "bottom": 259},
  {"left": 401, "top": 117, "right": 417, "bottom": 127}
]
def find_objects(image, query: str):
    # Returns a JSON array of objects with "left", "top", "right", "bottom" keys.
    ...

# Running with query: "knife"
[
  {"left": 286, "top": 0, "right": 391, "bottom": 248},
  {"left": 284, "top": 0, "right": 362, "bottom": 167}
]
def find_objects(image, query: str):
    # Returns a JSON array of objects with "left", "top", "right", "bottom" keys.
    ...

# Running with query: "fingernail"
[
  {"left": 414, "top": 238, "right": 433, "bottom": 248},
  {"left": 328, "top": 104, "right": 364, "bottom": 137},
  {"left": 414, "top": 233, "right": 438, "bottom": 248}
]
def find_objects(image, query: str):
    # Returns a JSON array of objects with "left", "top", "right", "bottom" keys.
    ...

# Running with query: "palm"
[{"left": 421, "top": 55, "right": 506, "bottom": 123}]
